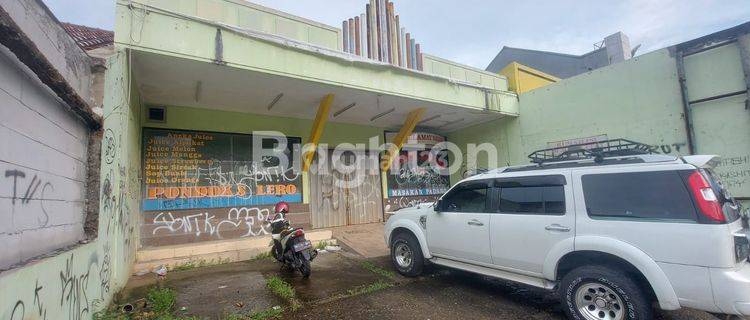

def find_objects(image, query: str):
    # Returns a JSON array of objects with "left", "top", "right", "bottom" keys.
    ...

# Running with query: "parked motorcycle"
[{"left": 267, "top": 202, "right": 317, "bottom": 277}]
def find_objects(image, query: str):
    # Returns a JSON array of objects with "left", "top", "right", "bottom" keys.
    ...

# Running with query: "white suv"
[{"left": 385, "top": 149, "right": 750, "bottom": 319}]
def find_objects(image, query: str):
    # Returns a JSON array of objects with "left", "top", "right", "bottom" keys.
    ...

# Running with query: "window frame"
[
  {"left": 438, "top": 179, "right": 493, "bottom": 213},
  {"left": 491, "top": 174, "right": 568, "bottom": 216}
]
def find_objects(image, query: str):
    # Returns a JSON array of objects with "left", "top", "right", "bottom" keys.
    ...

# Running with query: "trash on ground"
[
  {"left": 325, "top": 246, "right": 341, "bottom": 252},
  {"left": 153, "top": 265, "right": 168, "bottom": 277}
]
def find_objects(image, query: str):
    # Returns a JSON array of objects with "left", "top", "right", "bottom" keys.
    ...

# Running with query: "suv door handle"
[
  {"left": 545, "top": 224, "right": 571, "bottom": 232},
  {"left": 467, "top": 219, "right": 484, "bottom": 226}
]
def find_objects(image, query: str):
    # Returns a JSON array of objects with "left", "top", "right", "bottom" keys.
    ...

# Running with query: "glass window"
[
  {"left": 498, "top": 185, "right": 565, "bottom": 215},
  {"left": 582, "top": 171, "right": 698, "bottom": 221},
  {"left": 441, "top": 182, "right": 488, "bottom": 213}
]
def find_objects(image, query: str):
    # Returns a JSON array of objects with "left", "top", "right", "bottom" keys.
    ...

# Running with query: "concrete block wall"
[{"left": 0, "top": 45, "right": 89, "bottom": 269}]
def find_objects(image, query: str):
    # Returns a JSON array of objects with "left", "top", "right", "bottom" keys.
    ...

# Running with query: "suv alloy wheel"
[
  {"left": 561, "top": 265, "right": 652, "bottom": 320},
  {"left": 390, "top": 232, "right": 424, "bottom": 277}
]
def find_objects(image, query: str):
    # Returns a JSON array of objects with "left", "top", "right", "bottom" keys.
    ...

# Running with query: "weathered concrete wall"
[
  {"left": 0, "top": 44, "right": 89, "bottom": 269},
  {"left": 0, "top": 0, "right": 100, "bottom": 128},
  {"left": 449, "top": 39, "right": 750, "bottom": 201},
  {"left": 0, "top": 50, "right": 141, "bottom": 319}
]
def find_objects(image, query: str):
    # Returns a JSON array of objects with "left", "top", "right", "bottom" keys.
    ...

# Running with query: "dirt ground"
[{"left": 121, "top": 250, "right": 723, "bottom": 320}]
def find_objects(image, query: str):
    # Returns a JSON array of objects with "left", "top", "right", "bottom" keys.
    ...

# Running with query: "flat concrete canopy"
[
  {"left": 132, "top": 50, "right": 510, "bottom": 132},
  {"left": 118, "top": 0, "right": 518, "bottom": 133}
]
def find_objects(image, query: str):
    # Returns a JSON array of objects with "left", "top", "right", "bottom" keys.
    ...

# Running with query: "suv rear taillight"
[
  {"left": 686, "top": 171, "right": 725, "bottom": 222},
  {"left": 735, "top": 234, "right": 750, "bottom": 263}
]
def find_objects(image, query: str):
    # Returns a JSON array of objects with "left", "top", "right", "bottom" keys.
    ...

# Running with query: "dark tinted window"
[
  {"left": 498, "top": 186, "right": 565, "bottom": 215},
  {"left": 441, "top": 181, "right": 488, "bottom": 213},
  {"left": 582, "top": 171, "right": 697, "bottom": 221}
]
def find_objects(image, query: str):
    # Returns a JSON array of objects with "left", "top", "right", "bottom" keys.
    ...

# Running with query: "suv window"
[
  {"left": 441, "top": 181, "right": 489, "bottom": 213},
  {"left": 582, "top": 170, "right": 698, "bottom": 221},
  {"left": 497, "top": 186, "right": 565, "bottom": 215},
  {"left": 494, "top": 175, "right": 566, "bottom": 215}
]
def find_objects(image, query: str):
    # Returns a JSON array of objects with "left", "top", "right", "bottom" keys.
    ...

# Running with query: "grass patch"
[
  {"left": 251, "top": 250, "right": 273, "bottom": 261},
  {"left": 266, "top": 276, "right": 301, "bottom": 310},
  {"left": 222, "top": 306, "right": 284, "bottom": 320},
  {"left": 93, "top": 309, "right": 127, "bottom": 320},
  {"left": 360, "top": 261, "right": 396, "bottom": 279},
  {"left": 247, "top": 306, "right": 284, "bottom": 320},
  {"left": 346, "top": 280, "right": 394, "bottom": 296},
  {"left": 146, "top": 287, "right": 177, "bottom": 315},
  {"left": 93, "top": 286, "right": 200, "bottom": 320},
  {"left": 314, "top": 240, "right": 330, "bottom": 250},
  {"left": 171, "top": 257, "right": 232, "bottom": 272}
]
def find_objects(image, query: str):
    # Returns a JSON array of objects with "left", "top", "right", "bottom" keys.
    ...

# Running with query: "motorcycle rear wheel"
[{"left": 299, "top": 257, "right": 311, "bottom": 278}]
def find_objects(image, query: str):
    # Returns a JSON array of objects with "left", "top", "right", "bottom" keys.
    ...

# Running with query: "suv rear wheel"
[
  {"left": 390, "top": 232, "right": 424, "bottom": 277},
  {"left": 560, "top": 265, "right": 652, "bottom": 320}
]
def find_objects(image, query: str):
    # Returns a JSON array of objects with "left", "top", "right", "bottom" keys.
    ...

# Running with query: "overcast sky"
[{"left": 43, "top": 0, "right": 750, "bottom": 69}]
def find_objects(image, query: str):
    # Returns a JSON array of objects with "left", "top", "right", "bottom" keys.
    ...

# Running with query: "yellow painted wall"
[{"left": 499, "top": 62, "right": 559, "bottom": 94}]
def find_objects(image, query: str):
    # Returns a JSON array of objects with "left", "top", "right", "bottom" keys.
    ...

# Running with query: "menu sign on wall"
[
  {"left": 142, "top": 128, "right": 302, "bottom": 211},
  {"left": 384, "top": 132, "right": 450, "bottom": 197}
]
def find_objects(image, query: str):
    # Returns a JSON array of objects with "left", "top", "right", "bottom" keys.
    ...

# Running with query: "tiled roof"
[{"left": 62, "top": 23, "right": 114, "bottom": 51}]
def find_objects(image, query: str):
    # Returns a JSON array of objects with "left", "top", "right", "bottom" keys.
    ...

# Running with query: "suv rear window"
[{"left": 582, "top": 171, "right": 698, "bottom": 222}]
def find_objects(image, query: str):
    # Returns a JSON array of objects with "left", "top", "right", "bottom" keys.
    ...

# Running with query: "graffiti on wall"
[
  {"left": 141, "top": 129, "right": 304, "bottom": 246},
  {"left": 385, "top": 132, "right": 450, "bottom": 198},
  {"left": 142, "top": 129, "right": 303, "bottom": 211},
  {"left": 384, "top": 195, "right": 439, "bottom": 213},
  {"left": 150, "top": 206, "right": 270, "bottom": 239},
  {"left": 3, "top": 53, "right": 139, "bottom": 320},
  {"left": 717, "top": 155, "right": 750, "bottom": 193},
  {"left": 3, "top": 169, "right": 55, "bottom": 228}
]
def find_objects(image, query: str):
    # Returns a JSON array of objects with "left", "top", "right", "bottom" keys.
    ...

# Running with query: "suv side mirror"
[{"left": 434, "top": 199, "right": 443, "bottom": 212}]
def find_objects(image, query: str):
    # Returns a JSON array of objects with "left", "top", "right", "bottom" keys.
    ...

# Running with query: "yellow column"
[
  {"left": 303, "top": 94, "right": 334, "bottom": 172},
  {"left": 381, "top": 108, "right": 426, "bottom": 172}
]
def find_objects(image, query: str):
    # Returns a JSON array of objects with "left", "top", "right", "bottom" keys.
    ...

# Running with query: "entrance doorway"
[{"left": 309, "top": 150, "right": 384, "bottom": 228}]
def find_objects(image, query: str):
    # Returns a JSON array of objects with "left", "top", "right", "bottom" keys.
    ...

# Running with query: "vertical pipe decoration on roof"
[
  {"left": 405, "top": 32, "right": 412, "bottom": 69},
  {"left": 401, "top": 28, "right": 407, "bottom": 67},
  {"left": 375, "top": 0, "right": 383, "bottom": 61},
  {"left": 368, "top": 1, "right": 377, "bottom": 59},
  {"left": 342, "top": 20, "right": 349, "bottom": 53},
  {"left": 360, "top": 13, "right": 367, "bottom": 57},
  {"left": 348, "top": 18, "right": 355, "bottom": 53},
  {"left": 415, "top": 43, "right": 423, "bottom": 71},
  {"left": 395, "top": 16, "right": 402, "bottom": 67},
  {"left": 380, "top": 0, "right": 391, "bottom": 62},
  {"left": 392, "top": 12, "right": 399, "bottom": 66},
  {"left": 341, "top": 0, "right": 424, "bottom": 70},
  {"left": 354, "top": 16, "right": 361, "bottom": 56},
  {"left": 410, "top": 38, "right": 416, "bottom": 68}
]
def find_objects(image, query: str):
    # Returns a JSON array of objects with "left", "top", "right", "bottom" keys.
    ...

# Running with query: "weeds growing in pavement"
[
  {"left": 171, "top": 257, "right": 232, "bottom": 272},
  {"left": 146, "top": 287, "right": 177, "bottom": 315},
  {"left": 360, "top": 261, "right": 396, "bottom": 279},
  {"left": 251, "top": 250, "right": 273, "bottom": 261},
  {"left": 315, "top": 240, "right": 330, "bottom": 250},
  {"left": 346, "top": 280, "right": 394, "bottom": 296},
  {"left": 266, "top": 276, "right": 301, "bottom": 310},
  {"left": 248, "top": 306, "right": 284, "bottom": 320},
  {"left": 223, "top": 306, "right": 284, "bottom": 320}
]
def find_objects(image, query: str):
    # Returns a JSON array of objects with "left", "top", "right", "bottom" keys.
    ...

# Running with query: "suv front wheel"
[
  {"left": 390, "top": 232, "right": 424, "bottom": 277},
  {"left": 560, "top": 265, "right": 653, "bottom": 320}
]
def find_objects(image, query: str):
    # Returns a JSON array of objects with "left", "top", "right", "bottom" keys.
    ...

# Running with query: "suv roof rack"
[{"left": 528, "top": 139, "right": 653, "bottom": 165}]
